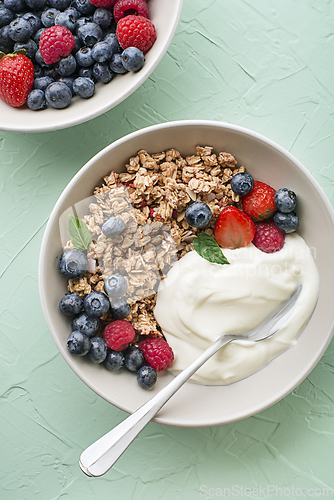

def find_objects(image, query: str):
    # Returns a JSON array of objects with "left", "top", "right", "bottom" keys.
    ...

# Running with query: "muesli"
[{"left": 65, "top": 146, "right": 244, "bottom": 341}]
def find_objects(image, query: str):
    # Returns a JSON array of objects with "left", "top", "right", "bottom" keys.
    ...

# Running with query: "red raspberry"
[
  {"left": 104, "top": 320, "right": 135, "bottom": 351},
  {"left": 39, "top": 25, "right": 76, "bottom": 65},
  {"left": 89, "top": 0, "right": 118, "bottom": 6},
  {"left": 242, "top": 181, "right": 277, "bottom": 222},
  {"left": 116, "top": 15, "right": 157, "bottom": 53},
  {"left": 253, "top": 221, "right": 284, "bottom": 253},
  {"left": 113, "top": 0, "right": 149, "bottom": 23},
  {"left": 139, "top": 338, "right": 174, "bottom": 372}
]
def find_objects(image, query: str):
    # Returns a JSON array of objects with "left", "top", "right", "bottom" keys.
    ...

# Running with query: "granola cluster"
[{"left": 66, "top": 146, "right": 245, "bottom": 341}]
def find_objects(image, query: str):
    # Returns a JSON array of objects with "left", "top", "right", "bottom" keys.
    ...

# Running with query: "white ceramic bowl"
[
  {"left": 0, "top": 0, "right": 183, "bottom": 133},
  {"left": 39, "top": 120, "right": 334, "bottom": 427}
]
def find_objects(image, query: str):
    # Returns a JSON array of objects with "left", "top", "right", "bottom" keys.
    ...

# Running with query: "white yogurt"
[{"left": 154, "top": 234, "right": 319, "bottom": 385}]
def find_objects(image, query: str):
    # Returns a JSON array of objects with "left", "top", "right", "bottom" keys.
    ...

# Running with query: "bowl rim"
[
  {"left": 39, "top": 119, "right": 334, "bottom": 426},
  {"left": 0, "top": 0, "right": 184, "bottom": 133}
]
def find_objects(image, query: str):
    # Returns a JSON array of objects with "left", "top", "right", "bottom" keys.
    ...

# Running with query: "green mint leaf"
[
  {"left": 68, "top": 215, "right": 92, "bottom": 252},
  {"left": 192, "top": 233, "right": 230, "bottom": 265}
]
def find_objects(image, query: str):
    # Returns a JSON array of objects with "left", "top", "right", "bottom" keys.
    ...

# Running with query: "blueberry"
[
  {"left": 0, "top": 8, "right": 14, "bottom": 29},
  {"left": 104, "top": 274, "right": 128, "bottom": 298},
  {"left": 104, "top": 349, "right": 124, "bottom": 370},
  {"left": 87, "top": 337, "right": 107, "bottom": 363},
  {"left": 83, "top": 291, "right": 110, "bottom": 317},
  {"left": 48, "top": 0, "right": 71, "bottom": 11},
  {"left": 14, "top": 39, "right": 38, "bottom": 59},
  {"left": 27, "top": 89, "right": 46, "bottom": 110},
  {"left": 8, "top": 18, "right": 33, "bottom": 42},
  {"left": 78, "top": 22, "right": 102, "bottom": 47},
  {"left": 3, "top": 0, "right": 25, "bottom": 13},
  {"left": 73, "top": 76, "right": 95, "bottom": 98},
  {"left": 102, "top": 216, "right": 126, "bottom": 238},
  {"left": 137, "top": 365, "right": 157, "bottom": 389},
  {"left": 75, "top": 16, "right": 91, "bottom": 34},
  {"left": 43, "top": 66, "right": 59, "bottom": 80},
  {"left": 72, "top": 0, "right": 95, "bottom": 15},
  {"left": 92, "top": 61, "right": 113, "bottom": 83},
  {"left": 93, "top": 8, "right": 113, "bottom": 30},
  {"left": 25, "top": 0, "right": 46, "bottom": 10},
  {"left": 67, "top": 330, "right": 91, "bottom": 356},
  {"left": 58, "top": 248, "right": 88, "bottom": 278},
  {"left": 0, "top": 25, "right": 13, "bottom": 46},
  {"left": 22, "top": 12, "right": 42, "bottom": 32},
  {"left": 35, "top": 49, "right": 48, "bottom": 67},
  {"left": 92, "top": 40, "right": 112, "bottom": 62},
  {"left": 110, "top": 297, "right": 130, "bottom": 319},
  {"left": 274, "top": 188, "right": 297, "bottom": 213},
  {"left": 230, "top": 172, "right": 254, "bottom": 196},
  {"left": 33, "top": 27, "right": 46, "bottom": 45},
  {"left": 75, "top": 46, "right": 94, "bottom": 67},
  {"left": 55, "top": 10, "right": 77, "bottom": 32},
  {"left": 273, "top": 211, "right": 299, "bottom": 234},
  {"left": 41, "top": 8, "right": 61, "bottom": 28},
  {"left": 45, "top": 81, "right": 72, "bottom": 108},
  {"left": 77, "top": 66, "right": 94, "bottom": 79},
  {"left": 58, "top": 76, "right": 75, "bottom": 94},
  {"left": 121, "top": 47, "right": 144, "bottom": 72},
  {"left": 124, "top": 346, "right": 144, "bottom": 372},
  {"left": 109, "top": 52, "right": 128, "bottom": 74},
  {"left": 103, "top": 32, "right": 121, "bottom": 53},
  {"left": 55, "top": 53, "right": 76, "bottom": 76},
  {"left": 71, "top": 311, "right": 100, "bottom": 337},
  {"left": 33, "top": 64, "right": 44, "bottom": 79},
  {"left": 65, "top": 7, "right": 80, "bottom": 20},
  {"left": 185, "top": 201, "right": 212, "bottom": 228},
  {"left": 72, "top": 34, "right": 81, "bottom": 53},
  {"left": 59, "top": 293, "right": 83, "bottom": 316}
]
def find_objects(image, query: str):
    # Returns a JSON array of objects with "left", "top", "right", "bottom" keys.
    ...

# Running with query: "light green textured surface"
[{"left": 1, "top": 1, "right": 334, "bottom": 499}]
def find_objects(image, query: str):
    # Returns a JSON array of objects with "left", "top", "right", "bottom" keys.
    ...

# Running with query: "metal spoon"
[{"left": 80, "top": 285, "right": 301, "bottom": 477}]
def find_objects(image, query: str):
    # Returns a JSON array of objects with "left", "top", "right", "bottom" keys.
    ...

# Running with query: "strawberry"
[
  {"left": 0, "top": 51, "right": 34, "bottom": 107},
  {"left": 214, "top": 206, "right": 255, "bottom": 249},
  {"left": 242, "top": 180, "right": 276, "bottom": 221}
]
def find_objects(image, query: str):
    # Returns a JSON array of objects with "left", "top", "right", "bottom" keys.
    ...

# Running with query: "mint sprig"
[
  {"left": 192, "top": 233, "right": 230, "bottom": 265},
  {"left": 68, "top": 215, "right": 92, "bottom": 252}
]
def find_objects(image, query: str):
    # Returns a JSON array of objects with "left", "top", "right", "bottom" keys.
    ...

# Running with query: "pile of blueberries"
[
  {"left": 58, "top": 247, "right": 157, "bottom": 389},
  {"left": 0, "top": 0, "right": 145, "bottom": 110}
]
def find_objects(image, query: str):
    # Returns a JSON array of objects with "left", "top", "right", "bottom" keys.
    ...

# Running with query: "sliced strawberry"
[
  {"left": 214, "top": 206, "right": 255, "bottom": 249},
  {"left": 242, "top": 181, "right": 276, "bottom": 221}
]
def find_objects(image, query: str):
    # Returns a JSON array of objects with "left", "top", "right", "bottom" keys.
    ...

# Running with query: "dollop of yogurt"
[{"left": 154, "top": 233, "right": 319, "bottom": 385}]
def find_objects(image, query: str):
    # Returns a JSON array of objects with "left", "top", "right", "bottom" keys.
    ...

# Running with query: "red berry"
[
  {"left": 0, "top": 53, "right": 34, "bottom": 107},
  {"left": 214, "top": 206, "right": 255, "bottom": 249},
  {"left": 253, "top": 221, "right": 284, "bottom": 253},
  {"left": 39, "top": 25, "right": 76, "bottom": 65},
  {"left": 116, "top": 15, "right": 156, "bottom": 53},
  {"left": 104, "top": 320, "right": 135, "bottom": 351},
  {"left": 139, "top": 338, "right": 174, "bottom": 372},
  {"left": 113, "top": 0, "right": 149, "bottom": 23},
  {"left": 242, "top": 181, "right": 276, "bottom": 222},
  {"left": 89, "top": 0, "right": 118, "bottom": 5}
]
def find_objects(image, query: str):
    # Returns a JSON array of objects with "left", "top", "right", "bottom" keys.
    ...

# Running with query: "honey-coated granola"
[{"left": 66, "top": 146, "right": 245, "bottom": 343}]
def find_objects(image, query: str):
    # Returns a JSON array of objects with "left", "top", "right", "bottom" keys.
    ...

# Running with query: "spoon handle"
[{"left": 79, "top": 335, "right": 231, "bottom": 477}]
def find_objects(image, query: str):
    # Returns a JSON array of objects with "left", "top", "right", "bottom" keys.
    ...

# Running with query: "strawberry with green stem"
[{"left": 0, "top": 50, "right": 34, "bottom": 107}]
